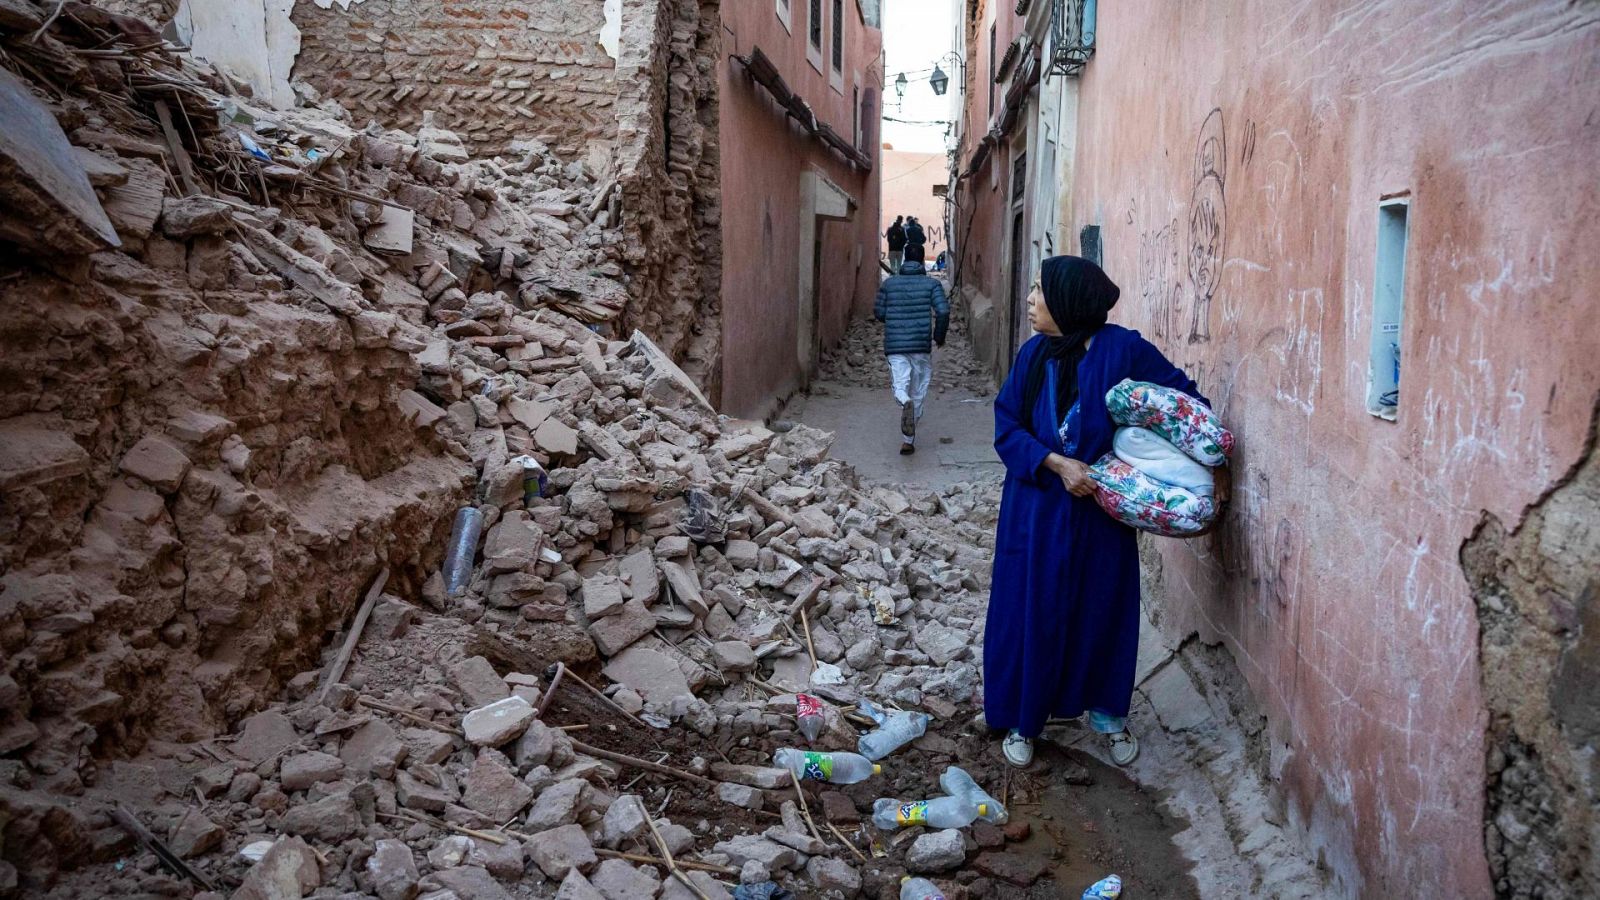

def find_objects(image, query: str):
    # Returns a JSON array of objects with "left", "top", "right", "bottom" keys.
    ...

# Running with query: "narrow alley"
[{"left": 0, "top": 1, "right": 1596, "bottom": 900}]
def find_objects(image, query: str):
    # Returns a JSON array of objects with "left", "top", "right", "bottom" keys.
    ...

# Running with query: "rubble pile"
[
  {"left": 0, "top": 3, "right": 1044, "bottom": 899},
  {"left": 808, "top": 301, "right": 993, "bottom": 396}
]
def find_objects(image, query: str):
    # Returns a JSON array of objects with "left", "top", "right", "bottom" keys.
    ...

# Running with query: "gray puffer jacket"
[{"left": 874, "top": 262, "right": 950, "bottom": 356}]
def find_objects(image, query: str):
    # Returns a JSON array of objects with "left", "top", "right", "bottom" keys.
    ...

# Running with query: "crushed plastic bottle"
[
  {"left": 1081, "top": 874, "right": 1122, "bottom": 899},
  {"left": 870, "top": 796, "right": 986, "bottom": 830},
  {"left": 795, "top": 693, "right": 825, "bottom": 743},
  {"left": 511, "top": 455, "right": 547, "bottom": 505},
  {"left": 857, "top": 700, "right": 931, "bottom": 761},
  {"left": 900, "top": 876, "right": 948, "bottom": 900},
  {"left": 940, "top": 765, "right": 1008, "bottom": 824},
  {"left": 773, "top": 748, "right": 880, "bottom": 784},
  {"left": 442, "top": 507, "right": 484, "bottom": 596}
]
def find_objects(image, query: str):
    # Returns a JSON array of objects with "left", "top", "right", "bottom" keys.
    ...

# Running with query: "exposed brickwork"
[{"left": 291, "top": 0, "right": 620, "bottom": 160}]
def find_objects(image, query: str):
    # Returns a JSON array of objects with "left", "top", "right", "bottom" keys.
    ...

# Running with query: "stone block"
[
  {"left": 367, "top": 839, "right": 420, "bottom": 900},
  {"left": 451, "top": 656, "right": 510, "bottom": 708},
  {"left": 587, "top": 599, "right": 655, "bottom": 656},
  {"left": 280, "top": 751, "right": 344, "bottom": 791},
  {"left": 525, "top": 823, "right": 596, "bottom": 879},
  {"left": 602, "top": 645, "right": 691, "bottom": 702},
  {"left": 462, "top": 750, "right": 535, "bottom": 822},
  {"left": 906, "top": 829, "right": 966, "bottom": 873},
  {"left": 118, "top": 435, "right": 191, "bottom": 492},
  {"left": 462, "top": 697, "right": 536, "bottom": 747}
]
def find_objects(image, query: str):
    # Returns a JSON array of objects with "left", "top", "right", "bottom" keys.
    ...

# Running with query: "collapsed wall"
[
  {"left": 0, "top": 0, "right": 646, "bottom": 880},
  {"left": 290, "top": 0, "right": 725, "bottom": 404},
  {"left": 1464, "top": 399, "right": 1600, "bottom": 900}
]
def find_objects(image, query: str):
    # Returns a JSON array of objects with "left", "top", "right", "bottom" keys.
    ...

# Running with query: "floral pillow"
[
  {"left": 1089, "top": 454, "right": 1217, "bottom": 537},
  {"left": 1105, "top": 379, "right": 1233, "bottom": 467}
]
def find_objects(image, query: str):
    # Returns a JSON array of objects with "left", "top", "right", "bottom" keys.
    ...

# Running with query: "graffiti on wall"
[
  {"left": 1138, "top": 217, "right": 1184, "bottom": 346},
  {"left": 1187, "top": 108, "right": 1228, "bottom": 344}
]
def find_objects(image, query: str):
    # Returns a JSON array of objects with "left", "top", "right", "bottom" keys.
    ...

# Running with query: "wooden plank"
[
  {"left": 153, "top": 100, "right": 199, "bottom": 197},
  {"left": 316, "top": 568, "right": 390, "bottom": 704}
]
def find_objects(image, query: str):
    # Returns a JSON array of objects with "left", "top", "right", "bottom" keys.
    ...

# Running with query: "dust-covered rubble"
[{"left": 0, "top": 2, "right": 1020, "bottom": 898}]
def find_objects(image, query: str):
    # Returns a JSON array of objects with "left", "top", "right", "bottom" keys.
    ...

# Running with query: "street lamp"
[
  {"left": 929, "top": 64, "right": 949, "bottom": 96},
  {"left": 894, "top": 71, "right": 907, "bottom": 103}
]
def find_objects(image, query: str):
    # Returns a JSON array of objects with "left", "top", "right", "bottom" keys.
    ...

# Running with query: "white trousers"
[{"left": 888, "top": 353, "right": 932, "bottom": 440}]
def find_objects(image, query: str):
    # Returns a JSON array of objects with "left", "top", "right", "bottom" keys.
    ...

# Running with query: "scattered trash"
[
  {"left": 1082, "top": 874, "right": 1123, "bottom": 899},
  {"left": 774, "top": 748, "right": 880, "bottom": 784},
  {"left": 239, "top": 840, "right": 274, "bottom": 863},
  {"left": 678, "top": 486, "right": 726, "bottom": 543},
  {"left": 901, "top": 876, "right": 949, "bottom": 899},
  {"left": 795, "top": 693, "right": 825, "bottom": 742},
  {"left": 857, "top": 700, "right": 931, "bottom": 760},
  {"left": 237, "top": 133, "right": 272, "bottom": 162},
  {"left": 511, "top": 455, "right": 547, "bottom": 504},
  {"left": 442, "top": 507, "right": 484, "bottom": 596},
  {"left": 732, "top": 883, "right": 795, "bottom": 900},
  {"left": 940, "top": 765, "right": 1008, "bottom": 824},
  {"left": 871, "top": 796, "right": 986, "bottom": 830}
]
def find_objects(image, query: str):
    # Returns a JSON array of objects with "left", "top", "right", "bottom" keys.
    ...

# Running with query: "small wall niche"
[
  {"left": 1080, "top": 224, "right": 1102, "bottom": 267},
  {"left": 1367, "top": 198, "right": 1410, "bottom": 420}
]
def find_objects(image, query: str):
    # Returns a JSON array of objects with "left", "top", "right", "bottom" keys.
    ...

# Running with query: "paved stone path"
[{"left": 784, "top": 297, "right": 1003, "bottom": 490}]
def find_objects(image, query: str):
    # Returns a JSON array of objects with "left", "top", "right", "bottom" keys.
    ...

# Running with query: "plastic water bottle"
[
  {"left": 442, "top": 507, "right": 484, "bottom": 596},
  {"left": 870, "top": 796, "right": 986, "bottom": 830},
  {"left": 795, "top": 693, "right": 825, "bottom": 743},
  {"left": 939, "top": 765, "right": 1008, "bottom": 824},
  {"left": 900, "top": 876, "right": 948, "bottom": 900},
  {"left": 773, "top": 748, "right": 880, "bottom": 784},
  {"left": 857, "top": 701, "right": 931, "bottom": 761},
  {"left": 1082, "top": 874, "right": 1122, "bottom": 899}
]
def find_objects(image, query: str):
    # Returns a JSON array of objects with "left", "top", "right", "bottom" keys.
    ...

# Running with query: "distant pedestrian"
[
  {"left": 874, "top": 244, "right": 949, "bottom": 455},
  {"left": 905, "top": 216, "right": 927, "bottom": 259},
  {"left": 886, "top": 215, "right": 906, "bottom": 270}
]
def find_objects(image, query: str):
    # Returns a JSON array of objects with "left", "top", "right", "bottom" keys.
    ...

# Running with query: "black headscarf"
[{"left": 1019, "top": 256, "right": 1121, "bottom": 437}]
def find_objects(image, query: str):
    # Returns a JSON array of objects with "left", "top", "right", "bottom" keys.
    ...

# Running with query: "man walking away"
[
  {"left": 886, "top": 215, "right": 906, "bottom": 271},
  {"left": 905, "top": 216, "right": 927, "bottom": 260},
  {"left": 874, "top": 245, "right": 949, "bottom": 455}
]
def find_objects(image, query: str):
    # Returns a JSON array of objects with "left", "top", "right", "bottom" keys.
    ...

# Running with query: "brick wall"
[{"left": 292, "top": 0, "right": 620, "bottom": 159}]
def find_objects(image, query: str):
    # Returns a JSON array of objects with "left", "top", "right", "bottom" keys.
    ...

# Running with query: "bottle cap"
[
  {"left": 978, "top": 803, "right": 988, "bottom": 815},
  {"left": 872, "top": 764, "right": 882, "bottom": 775}
]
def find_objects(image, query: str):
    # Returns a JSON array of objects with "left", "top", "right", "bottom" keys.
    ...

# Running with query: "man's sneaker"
[
  {"left": 1108, "top": 730, "right": 1139, "bottom": 766},
  {"left": 900, "top": 400, "right": 916, "bottom": 437},
  {"left": 1002, "top": 730, "right": 1033, "bottom": 767},
  {"left": 900, "top": 442, "right": 915, "bottom": 456}
]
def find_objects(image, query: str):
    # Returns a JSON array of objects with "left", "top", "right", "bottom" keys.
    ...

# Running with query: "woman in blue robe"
[{"left": 983, "top": 256, "right": 1218, "bottom": 767}]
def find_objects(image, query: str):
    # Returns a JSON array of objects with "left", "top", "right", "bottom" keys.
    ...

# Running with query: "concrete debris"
[{"left": 0, "top": 4, "right": 1030, "bottom": 898}]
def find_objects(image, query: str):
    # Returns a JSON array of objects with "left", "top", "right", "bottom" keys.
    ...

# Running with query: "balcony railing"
[{"left": 1047, "top": 0, "right": 1095, "bottom": 79}]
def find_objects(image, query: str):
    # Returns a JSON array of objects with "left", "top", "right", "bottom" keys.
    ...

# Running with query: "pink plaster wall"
[
  {"left": 881, "top": 149, "right": 948, "bottom": 261},
  {"left": 1067, "top": 1, "right": 1600, "bottom": 894},
  {"left": 717, "top": 1, "right": 884, "bottom": 417}
]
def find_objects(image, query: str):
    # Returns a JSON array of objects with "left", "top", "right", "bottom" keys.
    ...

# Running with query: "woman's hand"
[
  {"left": 1212, "top": 463, "right": 1232, "bottom": 505},
  {"left": 1046, "top": 454, "right": 1096, "bottom": 497}
]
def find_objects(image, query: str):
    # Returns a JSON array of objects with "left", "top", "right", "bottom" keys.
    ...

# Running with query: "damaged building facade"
[{"left": 948, "top": 0, "right": 1600, "bottom": 896}]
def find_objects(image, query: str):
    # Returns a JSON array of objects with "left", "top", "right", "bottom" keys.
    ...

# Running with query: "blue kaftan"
[{"left": 983, "top": 326, "right": 1205, "bottom": 738}]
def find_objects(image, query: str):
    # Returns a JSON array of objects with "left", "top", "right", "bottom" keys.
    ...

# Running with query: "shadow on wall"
[{"left": 1464, "top": 394, "right": 1600, "bottom": 899}]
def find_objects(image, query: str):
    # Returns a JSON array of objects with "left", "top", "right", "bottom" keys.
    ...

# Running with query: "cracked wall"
[{"left": 1464, "top": 399, "right": 1599, "bottom": 900}]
